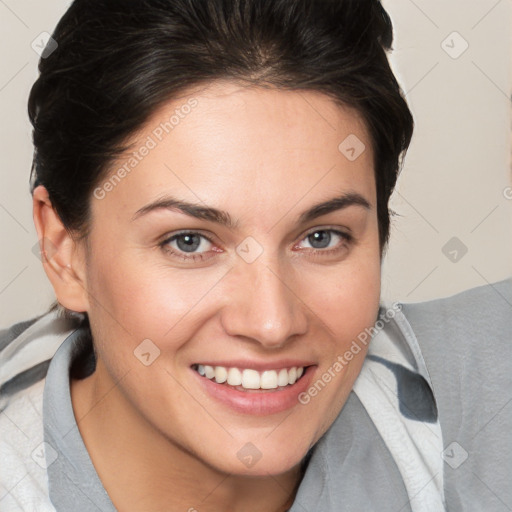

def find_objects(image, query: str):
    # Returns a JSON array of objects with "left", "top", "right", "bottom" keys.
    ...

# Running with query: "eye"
[
  {"left": 163, "top": 232, "right": 214, "bottom": 254},
  {"left": 296, "top": 229, "right": 351, "bottom": 251}
]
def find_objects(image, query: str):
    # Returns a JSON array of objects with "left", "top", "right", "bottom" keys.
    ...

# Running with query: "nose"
[{"left": 220, "top": 260, "right": 308, "bottom": 348}]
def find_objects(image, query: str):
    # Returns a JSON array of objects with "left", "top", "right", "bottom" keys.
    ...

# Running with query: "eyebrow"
[
  {"left": 132, "top": 197, "right": 236, "bottom": 228},
  {"left": 132, "top": 192, "right": 371, "bottom": 227},
  {"left": 298, "top": 192, "right": 371, "bottom": 224}
]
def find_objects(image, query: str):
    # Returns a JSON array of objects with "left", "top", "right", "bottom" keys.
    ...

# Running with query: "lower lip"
[{"left": 193, "top": 367, "right": 316, "bottom": 415}]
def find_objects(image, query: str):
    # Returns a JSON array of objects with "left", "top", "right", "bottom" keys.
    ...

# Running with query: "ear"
[{"left": 33, "top": 185, "right": 90, "bottom": 313}]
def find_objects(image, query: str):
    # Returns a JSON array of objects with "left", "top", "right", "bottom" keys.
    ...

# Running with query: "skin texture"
[{"left": 33, "top": 81, "right": 382, "bottom": 512}]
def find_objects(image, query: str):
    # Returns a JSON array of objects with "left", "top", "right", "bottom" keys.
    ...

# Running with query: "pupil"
[
  {"left": 308, "top": 231, "right": 331, "bottom": 249},
  {"left": 177, "top": 234, "right": 201, "bottom": 252}
]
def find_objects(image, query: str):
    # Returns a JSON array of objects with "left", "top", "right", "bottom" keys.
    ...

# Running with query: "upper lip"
[{"left": 191, "top": 359, "right": 316, "bottom": 371}]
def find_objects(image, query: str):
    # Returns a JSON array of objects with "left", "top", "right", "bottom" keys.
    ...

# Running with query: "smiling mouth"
[{"left": 191, "top": 364, "right": 307, "bottom": 392}]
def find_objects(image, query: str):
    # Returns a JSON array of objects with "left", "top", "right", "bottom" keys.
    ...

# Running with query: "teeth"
[
  {"left": 227, "top": 367, "right": 242, "bottom": 386},
  {"left": 242, "top": 369, "right": 260, "bottom": 389},
  {"left": 195, "top": 364, "right": 306, "bottom": 390},
  {"left": 215, "top": 366, "right": 228, "bottom": 383},
  {"left": 204, "top": 365, "right": 215, "bottom": 379},
  {"left": 260, "top": 370, "right": 278, "bottom": 389},
  {"left": 277, "top": 369, "right": 289, "bottom": 387}
]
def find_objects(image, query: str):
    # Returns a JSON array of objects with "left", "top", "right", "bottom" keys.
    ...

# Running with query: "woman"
[{"left": 1, "top": 0, "right": 510, "bottom": 511}]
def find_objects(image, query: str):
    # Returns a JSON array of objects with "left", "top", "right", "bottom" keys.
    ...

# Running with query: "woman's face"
[{"left": 79, "top": 82, "right": 381, "bottom": 476}]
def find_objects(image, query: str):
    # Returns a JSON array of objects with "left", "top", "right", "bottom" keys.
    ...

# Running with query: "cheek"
[
  {"left": 85, "top": 248, "right": 230, "bottom": 345},
  {"left": 304, "top": 252, "right": 381, "bottom": 337}
]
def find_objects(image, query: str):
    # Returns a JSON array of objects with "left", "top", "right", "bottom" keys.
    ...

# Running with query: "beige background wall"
[{"left": 0, "top": 0, "right": 511, "bottom": 328}]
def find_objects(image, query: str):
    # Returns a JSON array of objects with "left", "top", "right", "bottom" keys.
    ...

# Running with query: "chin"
[
  {"left": 197, "top": 434, "right": 311, "bottom": 478},
  {"left": 219, "top": 455, "right": 304, "bottom": 478}
]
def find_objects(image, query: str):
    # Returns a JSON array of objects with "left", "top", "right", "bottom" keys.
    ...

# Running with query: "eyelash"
[{"left": 159, "top": 228, "right": 353, "bottom": 262}]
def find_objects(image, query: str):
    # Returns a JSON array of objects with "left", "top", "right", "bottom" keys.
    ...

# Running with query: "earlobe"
[{"left": 32, "top": 185, "right": 89, "bottom": 313}]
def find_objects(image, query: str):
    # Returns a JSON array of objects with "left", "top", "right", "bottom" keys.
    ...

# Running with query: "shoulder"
[
  {"left": 398, "top": 278, "right": 512, "bottom": 396},
  {"left": 402, "top": 278, "right": 512, "bottom": 331},
  {"left": 400, "top": 278, "right": 512, "bottom": 358}
]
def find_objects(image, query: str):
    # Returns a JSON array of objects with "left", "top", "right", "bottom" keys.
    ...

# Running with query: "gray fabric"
[
  {"left": 402, "top": 278, "right": 512, "bottom": 512},
  {"left": 0, "top": 359, "right": 51, "bottom": 398},
  {"left": 0, "top": 312, "right": 80, "bottom": 411},
  {"left": 366, "top": 354, "right": 438, "bottom": 423},
  {"left": 0, "top": 317, "right": 39, "bottom": 352},
  {"left": 289, "top": 392, "right": 412, "bottom": 512},
  {"left": 43, "top": 330, "right": 116, "bottom": 512}
]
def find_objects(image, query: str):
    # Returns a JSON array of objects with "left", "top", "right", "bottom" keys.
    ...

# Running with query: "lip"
[{"left": 192, "top": 364, "right": 316, "bottom": 415}]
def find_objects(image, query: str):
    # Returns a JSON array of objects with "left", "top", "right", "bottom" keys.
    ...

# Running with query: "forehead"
[{"left": 92, "top": 82, "right": 375, "bottom": 225}]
